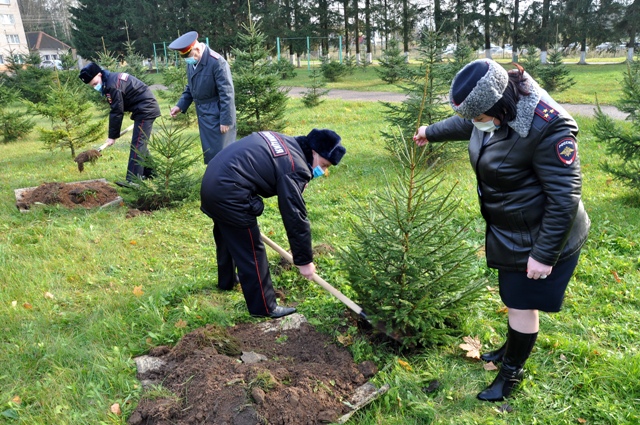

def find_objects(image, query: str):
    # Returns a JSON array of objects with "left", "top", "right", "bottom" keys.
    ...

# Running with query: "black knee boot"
[
  {"left": 477, "top": 326, "right": 538, "bottom": 402},
  {"left": 481, "top": 340, "right": 507, "bottom": 363}
]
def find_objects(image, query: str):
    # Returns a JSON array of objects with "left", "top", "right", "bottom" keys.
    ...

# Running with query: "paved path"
[
  {"left": 150, "top": 84, "right": 627, "bottom": 120},
  {"left": 286, "top": 87, "right": 628, "bottom": 120}
]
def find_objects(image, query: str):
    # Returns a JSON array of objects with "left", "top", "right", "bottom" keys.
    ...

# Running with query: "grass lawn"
[
  {"left": 281, "top": 61, "right": 628, "bottom": 105},
  {"left": 1, "top": 83, "right": 639, "bottom": 423}
]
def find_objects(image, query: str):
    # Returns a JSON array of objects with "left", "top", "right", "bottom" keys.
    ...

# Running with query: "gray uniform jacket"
[
  {"left": 425, "top": 88, "right": 590, "bottom": 271},
  {"left": 176, "top": 46, "right": 236, "bottom": 163}
]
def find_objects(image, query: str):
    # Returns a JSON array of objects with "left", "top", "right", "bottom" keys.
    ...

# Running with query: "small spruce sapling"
[
  {"left": 301, "top": 69, "right": 329, "bottom": 108},
  {"left": 125, "top": 119, "right": 201, "bottom": 210},
  {"left": 28, "top": 76, "right": 105, "bottom": 158}
]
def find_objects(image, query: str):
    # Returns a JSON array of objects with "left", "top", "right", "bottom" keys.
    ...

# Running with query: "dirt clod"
[
  {"left": 130, "top": 318, "right": 374, "bottom": 425},
  {"left": 18, "top": 181, "right": 119, "bottom": 210}
]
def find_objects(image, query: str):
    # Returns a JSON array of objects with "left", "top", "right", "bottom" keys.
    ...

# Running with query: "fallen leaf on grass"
[
  {"left": 398, "top": 359, "right": 412, "bottom": 371},
  {"left": 133, "top": 286, "right": 144, "bottom": 297},
  {"left": 459, "top": 335, "right": 482, "bottom": 359},
  {"left": 577, "top": 418, "right": 587, "bottom": 424},
  {"left": 110, "top": 403, "right": 121, "bottom": 415},
  {"left": 11, "top": 301, "right": 17, "bottom": 308},
  {"left": 44, "top": 292, "right": 54, "bottom": 300},
  {"left": 496, "top": 306, "right": 508, "bottom": 314},
  {"left": 336, "top": 334, "right": 353, "bottom": 346},
  {"left": 130, "top": 240, "right": 137, "bottom": 245},
  {"left": 175, "top": 319, "right": 187, "bottom": 328},
  {"left": 611, "top": 270, "right": 621, "bottom": 282},
  {"left": 23, "top": 302, "right": 33, "bottom": 309},
  {"left": 483, "top": 362, "right": 498, "bottom": 371},
  {"left": 11, "top": 396, "right": 21, "bottom": 404}
]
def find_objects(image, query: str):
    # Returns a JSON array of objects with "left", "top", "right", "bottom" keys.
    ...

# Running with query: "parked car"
[{"left": 40, "top": 60, "right": 63, "bottom": 70}]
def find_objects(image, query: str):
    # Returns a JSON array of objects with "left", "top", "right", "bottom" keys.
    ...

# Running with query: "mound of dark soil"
[
  {"left": 128, "top": 316, "right": 379, "bottom": 425},
  {"left": 15, "top": 180, "right": 121, "bottom": 211}
]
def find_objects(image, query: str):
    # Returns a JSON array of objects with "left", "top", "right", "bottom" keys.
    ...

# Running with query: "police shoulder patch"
[
  {"left": 119, "top": 73, "right": 129, "bottom": 81},
  {"left": 556, "top": 138, "right": 577, "bottom": 165},
  {"left": 535, "top": 100, "right": 559, "bottom": 122},
  {"left": 258, "top": 131, "right": 288, "bottom": 157}
]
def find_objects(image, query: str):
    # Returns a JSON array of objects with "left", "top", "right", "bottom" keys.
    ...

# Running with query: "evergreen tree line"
[{"left": 17, "top": 0, "right": 640, "bottom": 63}]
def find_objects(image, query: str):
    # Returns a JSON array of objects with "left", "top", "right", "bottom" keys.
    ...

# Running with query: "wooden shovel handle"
[
  {"left": 260, "top": 233, "right": 364, "bottom": 316},
  {"left": 97, "top": 124, "right": 136, "bottom": 152}
]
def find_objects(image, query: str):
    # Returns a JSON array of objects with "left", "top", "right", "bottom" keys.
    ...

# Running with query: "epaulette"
[
  {"left": 534, "top": 100, "right": 559, "bottom": 122},
  {"left": 210, "top": 50, "right": 221, "bottom": 60}
]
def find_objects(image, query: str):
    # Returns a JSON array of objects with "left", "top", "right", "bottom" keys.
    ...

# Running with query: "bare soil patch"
[
  {"left": 128, "top": 317, "right": 380, "bottom": 425},
  {"left": 15, "top": 179, "right": 121, "bottom": 211}
]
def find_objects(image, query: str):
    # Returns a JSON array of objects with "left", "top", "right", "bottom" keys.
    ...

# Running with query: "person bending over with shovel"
[
  {"left": 200, "top": 129, "right": 346, "bottom": 318},
  {"left": 79, "top": 62, "right": 161, "bottom": 188}
]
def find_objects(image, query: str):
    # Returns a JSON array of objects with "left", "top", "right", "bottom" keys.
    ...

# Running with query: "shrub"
[
  {"left": 375, "top": 39, "right": 409, "bottom": 84},
  {"left": 301, "top": 69, "right": 329, "bottom": 108},
  {"left": 320, "top": 56, "right": 348, "bottom": 82},
  {"left": 270, "top": 58, "right": 297, "bottom": 80}
]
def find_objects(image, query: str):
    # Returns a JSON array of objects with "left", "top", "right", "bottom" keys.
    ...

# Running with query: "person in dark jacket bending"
[
  {"left": 168, "top": 31, "right": 236, "bottom": 164},
  {"left": 79, "top": 62, "right": 161, "bottom": 187},
  {"left": 200, "top": 129, "right": 346, "bottom": 318},
  {"left": 414, "top": 59, "right": 590, "bottom": 401}
]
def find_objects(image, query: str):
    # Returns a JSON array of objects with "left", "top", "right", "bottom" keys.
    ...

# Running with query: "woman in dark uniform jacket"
[{"left": 414, "top": 59, "right": 590, "bottom": 402}]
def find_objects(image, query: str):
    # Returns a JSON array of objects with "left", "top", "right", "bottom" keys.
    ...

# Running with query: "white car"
[{"left": 40, "top": 59, "right": 63, "bottom": 70}]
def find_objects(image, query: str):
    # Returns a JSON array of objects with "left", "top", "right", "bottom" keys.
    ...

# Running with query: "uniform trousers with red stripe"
[
  {"left": 213, "top": 221, "right": 277, "bottom": 316},
  {"left": 127, "top": 119, "right": 155, "bottom": 182}
]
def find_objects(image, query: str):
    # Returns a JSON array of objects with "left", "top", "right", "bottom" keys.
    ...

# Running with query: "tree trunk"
[
  {"left": 365, "top": 0, "right": 372, "bottom": 63},
  {"left": 512, "top": 0, "right": 519, "bottom": 63},
  {"left": 343, "top": 0, "right": 350, "bottom": 55},
  {"left": 541, "top": 0, "right": 550, "bottom": 64}
]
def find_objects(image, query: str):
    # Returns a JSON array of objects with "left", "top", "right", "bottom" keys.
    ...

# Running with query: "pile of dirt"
[
  {"left": 128, "top": 316, "right": 380, "bottom": 425},
  {"left": 16, "top": 180, "right": 121, "bottom": 211}
]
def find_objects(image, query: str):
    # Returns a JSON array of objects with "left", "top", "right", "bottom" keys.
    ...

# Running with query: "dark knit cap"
[
  {"left": 449, "top": 59, "right": 509, "bottom": 119},
  {"left": 79, "top": 62, "right": 102, "bottom": 84},
  {"left": 306, "top": 129, "right": 346, "bottom": 165}
]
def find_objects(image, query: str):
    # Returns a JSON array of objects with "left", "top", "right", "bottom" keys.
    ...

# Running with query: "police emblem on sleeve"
[{"left": 556, "top": 138, "right": 577, "bottom": 165}]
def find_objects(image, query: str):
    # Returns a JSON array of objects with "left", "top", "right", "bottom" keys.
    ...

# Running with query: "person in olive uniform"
[
  {"left": 79, "top": 62, "right": 161, "bottom": 186},
  {"left": 414, "top": 59, "right": 590, "bottom": 402},
  {"left": 200, "top": 129, "right": 346, "bottom": 318},
  {"left": 168, "top": 31, "right": 236, "bottom": 164}
]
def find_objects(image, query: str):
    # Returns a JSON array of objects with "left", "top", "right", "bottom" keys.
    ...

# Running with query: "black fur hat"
[
  {"left": 79, "top": 62, "right": 102, "bottom": 84},
  {"left": 306, "top": 129, "right": 346, "bottom": 165}
]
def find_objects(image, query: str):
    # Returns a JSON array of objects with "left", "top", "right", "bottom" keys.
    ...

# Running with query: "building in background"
[
  {"left": 0, "top": 0, "right": 28, "bottom": 71},
  {"left": 26, "top": 30, "right": 74, "bottom": 67}
]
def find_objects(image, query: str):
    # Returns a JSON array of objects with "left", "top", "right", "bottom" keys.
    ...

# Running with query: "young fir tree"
[
  {"left": 28, "top": 76, "right": 105, "bottom": 158},
  {"left": 319, "top": 56, "right": 348, "bottom": 82},
  {"left": 301, "top": 69, "right": 330, "bottom": 108},
  {"left": 125, "top": 119, "right": 201, "bottom": 210},
  {"left": 520, "top": 46, "right": 542, "bottom": 80},
  {"left": 375, "top": 38, "right": 409, "bottom": 84},
  {"left": 0, "top": 82, "right": 34, "bottom": 144},
  {"left": 232, "top": 13, "right": 288, "bottom": 137},
  {"left": 340, "top": 137, "right": 486, "bottom": 348},
  {"left": 592, "top": 51, "right": 640, "bottom": 193},
  {"left": 539, "top": 50, "right": 575, "bottom": 93},
  {"left": 381, "top": 30, "right": 451, "bottom": 151}
]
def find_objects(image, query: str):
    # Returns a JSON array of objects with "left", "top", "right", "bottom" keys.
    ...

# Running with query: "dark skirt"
[{"left": 498, "top": 251, "right": 581, "bottom": 312}]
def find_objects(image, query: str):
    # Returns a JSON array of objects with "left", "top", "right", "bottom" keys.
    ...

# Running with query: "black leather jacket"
[{"left": 425, "top": 92, "right": 590, "bottom": 271}]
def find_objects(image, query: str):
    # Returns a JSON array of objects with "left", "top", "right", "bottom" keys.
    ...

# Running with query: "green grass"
[
  {"left": 2, "top": 92, "right": 640, "bottom": 423},
  {"left": 282, "top": 61, "right": 627, "bottom": 105}
]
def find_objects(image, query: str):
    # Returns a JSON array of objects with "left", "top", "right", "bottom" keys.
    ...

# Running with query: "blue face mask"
[
  {"left": 184, "top": 57, "right": 197, "bottom": 65},
  {"left": 313, "top": 166, "right": 325, "bottom": 178},
  {"left": 94, "top": 83, "right": 102, "bottom": 92}
]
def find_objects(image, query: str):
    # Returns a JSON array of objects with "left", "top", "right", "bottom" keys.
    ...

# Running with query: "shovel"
[
  {"left": 260, "top": 233, "right": 370, "bottom": 322},
  {"left": 74, "top": 124, "right": 135, "bottom": 172}
]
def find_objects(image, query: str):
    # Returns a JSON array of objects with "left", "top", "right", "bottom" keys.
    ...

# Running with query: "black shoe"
[
  {"left": 115, "top": 180, "right": 139, "bottom": 189},
  {"left": 269, "top": 306, "right": 296, "bottom": 318}
]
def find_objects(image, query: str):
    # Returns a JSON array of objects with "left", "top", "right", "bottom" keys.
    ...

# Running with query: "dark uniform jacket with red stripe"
[
  {"left": 100, "top": 70, "right": 161, "bottom": 139},
  {"left": 425, "top": 80, "right": 590, "bottom": 271},
  {"left": 200, "top": 131, "right": 314, "bottom": 266}
]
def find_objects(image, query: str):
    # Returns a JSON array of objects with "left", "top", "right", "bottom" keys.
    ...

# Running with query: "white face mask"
[{"left": 472, "top": 119, "right": 498, "bottom": 133}]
